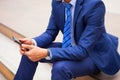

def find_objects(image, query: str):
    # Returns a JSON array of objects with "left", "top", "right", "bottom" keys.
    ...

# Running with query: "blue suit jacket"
[{"left": 34, "top": 0, "right": 120, "bottom": 75}]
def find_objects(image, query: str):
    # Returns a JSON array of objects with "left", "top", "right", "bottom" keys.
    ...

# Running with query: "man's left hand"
[{"left": 20, "top": 44, "right": 48, "bottom": 62}]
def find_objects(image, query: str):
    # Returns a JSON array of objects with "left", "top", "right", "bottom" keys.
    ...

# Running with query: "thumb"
[
  {"left": 21, "top": 44, "right": 33, "bottom": 50},
  {"left": 19, "top": 38, "right": 27, "bottom": 43}
]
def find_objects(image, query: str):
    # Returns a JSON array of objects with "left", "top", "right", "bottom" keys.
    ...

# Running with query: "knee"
[
  {"left": 20, "top": 55, "right": 38, "bottom": 66},
  {"left": 52, "top": 61, "right": 66, "bottom": 73},
  {"left": 52, "top": 61, "right": 72, "bottom": 78}
]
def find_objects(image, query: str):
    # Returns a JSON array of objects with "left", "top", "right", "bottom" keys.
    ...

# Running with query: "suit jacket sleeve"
[
  {"left": 33, "top": 1, "right": 59, "bottom": 48},
  {"left": 50, "top": 1, "right": 106, "bottom": 61}
]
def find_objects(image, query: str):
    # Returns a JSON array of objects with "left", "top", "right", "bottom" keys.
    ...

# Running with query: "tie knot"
[{"left": 66, "top": 3, "right": 72, "bottom": 9}]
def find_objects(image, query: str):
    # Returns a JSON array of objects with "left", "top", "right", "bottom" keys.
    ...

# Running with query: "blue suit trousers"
[{"left": 14, "top": 55, "right": 100, "bottom": 80}]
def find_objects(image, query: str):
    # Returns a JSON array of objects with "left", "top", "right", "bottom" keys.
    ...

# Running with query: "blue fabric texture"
[
  {"left": 14, "top": 1, "right": 120, "bottom": 80},
  {"left": 62, "top": 4, "right": 72, "bottom": 48}
]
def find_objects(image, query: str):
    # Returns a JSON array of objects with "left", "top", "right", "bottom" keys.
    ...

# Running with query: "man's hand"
[
  {"left": 20, "top": 44, "right": 48, "bottom": 62},
  {"left": 19, "top": 38, "right": 34, "bottom": 45}
]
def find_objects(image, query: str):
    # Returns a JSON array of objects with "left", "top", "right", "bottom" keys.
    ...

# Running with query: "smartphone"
[
  {"left": 12, "top": 36, "right": 29, "bottom": 51},
  {"left": 12, "top": 36, "right": 22, "bottom": 46}
]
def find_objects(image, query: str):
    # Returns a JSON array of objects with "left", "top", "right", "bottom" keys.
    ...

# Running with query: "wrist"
[
  {"left": 45, "top": 49, "right": 51, "bottom": 60},
  {"left": 42, "top": 49, "right": 49, "bottom": 57}
]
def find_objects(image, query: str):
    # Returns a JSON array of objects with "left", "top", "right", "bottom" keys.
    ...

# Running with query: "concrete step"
[{"left": 0, "top": 73, "right": 7, "bottom": 80}]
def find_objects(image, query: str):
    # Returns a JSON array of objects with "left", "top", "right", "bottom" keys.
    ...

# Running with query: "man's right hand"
[
  {"left": 19, "top": 38, "right": 34, "bottom": 55},
  {"left": 19, "top": 38, "right": 34, "bottom": 45}
]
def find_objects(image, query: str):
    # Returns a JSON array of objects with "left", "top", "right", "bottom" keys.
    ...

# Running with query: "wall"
[
  {"left": 0, "top": 0, "right": 120, "bottom": 38},
  {"left": 103, "top": 0, "right": 120, "bottom": 14}
]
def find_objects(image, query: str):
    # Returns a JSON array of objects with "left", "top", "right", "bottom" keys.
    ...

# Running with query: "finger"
[
  {"left": 20, "top": 46, "right": 26, "bottom": 51},
  {"left": 20, "top": 46, "right": 29, "bottom": 54},
  {"left": 21, "top": 44, "right": 33, "bottom": 50},
  {"left": 19, "top": 38, "right": 25, "bottom": 42},
  {"left": 20, "top": 49, "right": 25, "bottom": 55},
  {"left": 24, "top": 51, "right": 31, "bottom": 57},
  {"left": 21, "top": 47, "right": 27, "bottom": 51},
  {"left": 19, "top": 38, "right": 28, "bottom": 43},
  {"left": 19, "top": 38, "right": 27, "bottom": 41}
]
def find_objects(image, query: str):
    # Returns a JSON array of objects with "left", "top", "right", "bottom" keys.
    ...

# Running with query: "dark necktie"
[{"left": 62, "top": 4, "right": 72, "bottom": 48}]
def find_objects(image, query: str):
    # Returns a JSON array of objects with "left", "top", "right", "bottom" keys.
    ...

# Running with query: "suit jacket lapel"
[
  {"left": 73, "top": 0, "right": 83, "bottom": 27},
  {"left": 56, "top": 0, "right": 83, "bottom": 31}
]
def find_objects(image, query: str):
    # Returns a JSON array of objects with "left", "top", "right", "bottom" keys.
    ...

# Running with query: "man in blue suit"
[{"left": 14, "top": 0, "right": 120, "bottom": 80}]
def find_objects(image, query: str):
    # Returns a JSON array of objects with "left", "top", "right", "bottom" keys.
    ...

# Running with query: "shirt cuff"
[
  {"left": 45, "top": 49, "right": 52, "bottom": 60},
  {"left": 32, "top": 39, "right": 37, "bottom": 46}
]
